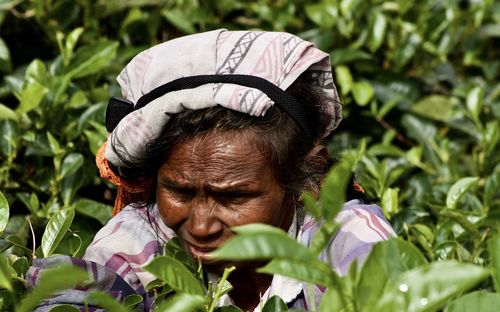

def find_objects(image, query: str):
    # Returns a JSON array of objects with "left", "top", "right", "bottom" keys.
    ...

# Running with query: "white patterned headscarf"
[{"left": 105, "top": 29, "right": 341, "bottom": 170}]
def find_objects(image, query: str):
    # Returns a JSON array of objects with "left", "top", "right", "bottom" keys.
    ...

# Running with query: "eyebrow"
[
  {"left": 157, "top": 177, "right": 194, "bottom": 190},
  {"left": 158, "top": 176, "right": 259, "bottom": 194}
]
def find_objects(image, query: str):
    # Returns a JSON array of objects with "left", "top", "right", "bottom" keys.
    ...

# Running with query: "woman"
[{"left": 28, "top": 29, "right": 394, "bottom": 311}]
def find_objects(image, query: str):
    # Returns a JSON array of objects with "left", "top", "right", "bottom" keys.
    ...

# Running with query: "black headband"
[{"left": 106, "top": 74, "right": 316, "bottom": 146}]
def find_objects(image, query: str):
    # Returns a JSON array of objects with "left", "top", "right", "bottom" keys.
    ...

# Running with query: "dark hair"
[{"left": 122, "top": 74, "right": 335, "bottom": 205}]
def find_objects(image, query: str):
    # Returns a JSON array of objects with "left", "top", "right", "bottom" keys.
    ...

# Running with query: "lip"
[{"left": 186, "top": 243, "right": 217, "bottom": 262}]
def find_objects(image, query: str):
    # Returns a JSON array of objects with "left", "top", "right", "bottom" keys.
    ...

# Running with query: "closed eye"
[
  {"left": 158, "top": 180, "right": 195, "bottom": 200},
  {"left": 213, "top": 190, "right": 260, "bottom": 204},
  {"left": 168, "top": 188, "right": 195, "bottom": 200}
]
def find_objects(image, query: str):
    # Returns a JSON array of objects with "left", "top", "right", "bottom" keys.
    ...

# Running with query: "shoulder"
[
  {"left": 299, "top": 199, "right": 395, "bottom": 275},
  {"left": 335, "top": 199, "right": 395, "bottom": 242},
  {"left": 83, "top": 203, "right": 175, "bottom": 291}
]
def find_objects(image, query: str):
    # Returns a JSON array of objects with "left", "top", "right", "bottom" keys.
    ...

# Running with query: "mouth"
[{"left": 185, "top": 243, "right": 217, "bottom": 262}]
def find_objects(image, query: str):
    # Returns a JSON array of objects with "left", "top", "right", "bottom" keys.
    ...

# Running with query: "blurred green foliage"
[{"left": 0, "top": 0, "right": 499, "bottom": 311}]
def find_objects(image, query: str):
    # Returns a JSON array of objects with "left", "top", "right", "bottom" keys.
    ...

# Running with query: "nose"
[{"left": 188, "top": 198, "right": 223, "bottom": 242}]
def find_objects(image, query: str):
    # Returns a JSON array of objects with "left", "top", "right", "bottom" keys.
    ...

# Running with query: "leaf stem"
[
  {"left": 26, "top": 216, "right": 36, "bottom": 260},
  {"left": 208, "top": 266, "right": 236, "bottom": 312},
  {"left": 376, "top": 117, "right": 415, "bottom": 147}
]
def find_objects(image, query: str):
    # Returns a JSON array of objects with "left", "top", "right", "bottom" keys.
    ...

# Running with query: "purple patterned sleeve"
[{"left": 26, "top": 255, "right": 149, "bottom": 312}]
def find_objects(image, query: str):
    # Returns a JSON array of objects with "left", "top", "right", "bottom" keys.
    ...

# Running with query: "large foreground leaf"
[
  {"left": 374, "top": 261, "right": 489, "bottom": 312},
  {"left": 85, "top": 291, "right": 131, "bottom": 312},
  {"left": 143, "top": 256, "right": 204, "bottom": 296},
  {"left": 155, "top": 293, "right": 205, "bottom": 312},
  {"left": 257, "top": 258, "right": 336, "bottom": 287},
  {"left": 0, "top": 254, "right": 12, "bottom": 291},
  {"left": 17, "top": 265, "right": 88, "bottom": 312},
  {"left": 490, "top": 233, "right": 500, "bottom": 292},
  {"left": 210, "top": 224, "right": 316, "bottom": 263},
  {"left": 357, "top": 238, "right": 427, "bottom": 311},
  {"left": 444, "top": 291, "right": 500, "bottom": 312},
  {"left": 262, "top": 295, "right": 288, "bottom": 312}
]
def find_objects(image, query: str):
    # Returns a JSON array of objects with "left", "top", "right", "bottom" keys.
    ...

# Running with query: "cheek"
[
  {"left": 231, "top": 193, "right": 288, "bottom": 227},
  {"left": 156, "top": 190, "right": 188, "bottom": 229}
]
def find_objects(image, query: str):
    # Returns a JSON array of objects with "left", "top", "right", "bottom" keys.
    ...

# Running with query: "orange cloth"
[{"left": 95, "top": 141, "right": 152, "bottom": 215}]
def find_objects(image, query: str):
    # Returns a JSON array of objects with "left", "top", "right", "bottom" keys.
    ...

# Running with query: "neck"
[{"left": 227, "top": 265, "right": 273, "bottom": 311}]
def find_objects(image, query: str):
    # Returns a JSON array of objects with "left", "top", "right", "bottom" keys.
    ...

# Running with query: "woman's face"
[{"left": 156, "top": 130, "right": 293, "bottom": 270}]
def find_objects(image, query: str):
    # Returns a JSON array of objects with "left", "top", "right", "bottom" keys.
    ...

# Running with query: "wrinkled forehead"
[{"left": 158, "top": 130, "right": 273, "bottom": 184}]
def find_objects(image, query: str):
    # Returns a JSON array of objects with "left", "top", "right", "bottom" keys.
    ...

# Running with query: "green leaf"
[
  {"left": 319, "top": 155, "right": 356, "bottom": 220},
  {"left": 5, "top": 235, "right": 32, "bottom": 254},
  {"left": 374, "top": 261, "right": 489, "bottom": 312},
  {"left": 402, "top": 115, "right": 437, "bottom": 144},
  {"left": 301, "top": 192, "right": 321, "bottom": 220},
  {"left": 48, "top": 305, "right": 80, "bottom": 312},
  {"left": 257, "top": 258, "right": 336, "bottom": 287},
  {"left": 0, "top": 37, "right": 12, "bottom": 73},
  {"left": 41, "top": 208, "right": 75, "bottom": 257},
  {"left": 85, "top": 291, "right": 131, "bottom": 312},
  {"left": 352, "top": 80, "right": 374, "bottom": 106},
  {"left": 66, "top": 41, "right": 118, "bottom": 79},
  {"left": 16, "top": 193, "right": 39, "bottom": 216},
  {"left": 411, "top": 95, "right": 453, "bottom": 122},
  {"left": 0, "top": 192, "right": 9, "bottom": 234},
  {"left": 483, "top": 167, "right": 500, "bottom": 207},
  {"left": 164, "top": 237, "right": 197, "bottom": 274},
  {"left": 368, "top": 144, "right": 405, "bottom": 157},
  {"left": 357, "top": 239, "right": 427, "bottom": 311},
  {"left": 64, "top": 27, "right": 85, "bottom": 63},
  {"left": 142, "top": 256, "right": 205, "bottom": 295},
  {"left": 305, "top": 3, "right": 337, "bottom": 28},
  {"left": 155, "top": 293, "right": 205, "bottom": 312},
  {"left": 61, "top": 172, "right": 85, "bottom": 206},
  {"left": 74, "top": 198, "right": 112, "bottom": 225},
  {"left": 335, "top": 65, "right": 353, "bottom": 96},
  {"left": 381, "top": 187, "right": 399, "bottom": 217},
  {"left": 11, "top": 256, "right": 29, "bottom": 277},
  {"left": 489, "top": 233, "right": 500, "bottom": 293},
  {"left": 309, "top": 219, "right": 339, "bottom": 255},
  {"left": 84, "top": 123, "right": 108, "bottom": 154},
  {"left": 330, "top": 48, "right": 372, "bottom": 65},
  {"left": 60, "top": 153, "right": 84, "bottom": 179},
  {"left": 368, "top": 10, "right": 387, "bottom": 52},
  {"left": 0, "top": 104, "right": 18, "bottom": 121},
  {"left": 17, "top": 81, "right": 47, "bottom": 114},
  {"left": 376, "top": 98, "right": 399, "bottom": 120},
  {"left": 466, "top": 86, "right": 484, "bottom": 121},
  {"left": 25, "top": 59, "right": 47, "bottom": 84},
  {"left": 410, "top": 224, "right": 435, "bottom": 245},
  {"left": 440, "top": 210, "right": 480, "bottom": 237},
  {"left": 0, "top": 253, "right": 12, "bottom": 291},
  {"left": 320, "top": 288, "right": 349, "bottom": 312},
  {"left": 444, "top": 291, "right": 500, "bottom": 312},
  {"left": 67, "top": 90, "right": 88, "bottom": 109},
  {"left": 17, "top": 265, "right": 89, "bottom": 312},
  {"left": 262, "top": 295, "right": 288, "bottom": 312},
  {"left": 446, "top": 177, "right": 479, "bottom": 209},
  {"left": 46, "top": 132, "right": 62, "bottom": 155},
  {"left": 0, "top": 120, "right": 19, "bottom": 159},
  {"left": 211, "top": 224, "right": 317, "bottom": 263},
  {"left": 161, "top": 9, "right": 196, "bottom": 34}
]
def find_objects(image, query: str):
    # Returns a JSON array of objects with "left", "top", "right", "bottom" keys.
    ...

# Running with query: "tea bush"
[{"left": 0, "top": 0, "right": 499, "bottom": 311}]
